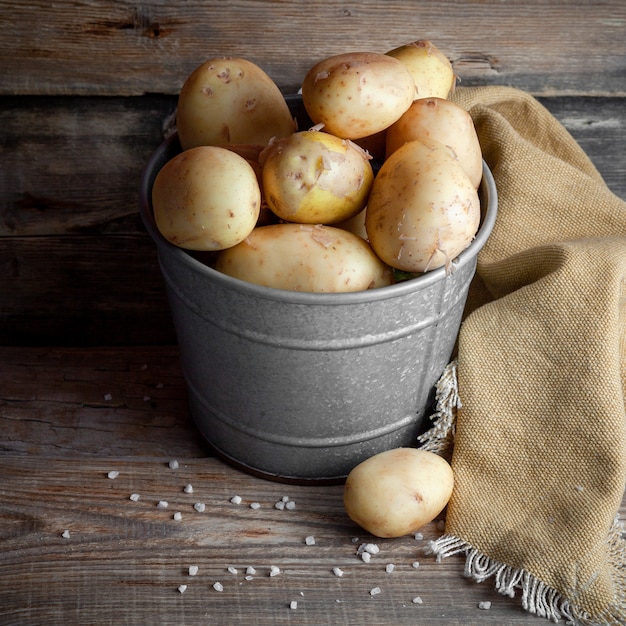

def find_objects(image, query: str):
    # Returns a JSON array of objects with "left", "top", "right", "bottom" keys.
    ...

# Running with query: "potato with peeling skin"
[
  {"left": 176, "top": 57, "right": 296, "bottom": 151},
  {"left": 386, "top": 97, "right": 483, "bottom": 188},
  {"left": 386, "top": 40, "right": 456, "bottom": 100},
  {"left": 365, "top": 139, "right": 480, "bottom": 273},
  {"left": 214, "top": 223, "right": 393, "bottom": 292},
  {"left": 343, "top": 448, "right": 454, "bottom": 538},
  {"left": 301, "top": 51, "right": 415, "bottom": 140},
  {"left": 152, "top": 146, "right": 261, "bottom": 251},
  {"left": 261, "top": 130, "right": 374, "bottom": 225}
]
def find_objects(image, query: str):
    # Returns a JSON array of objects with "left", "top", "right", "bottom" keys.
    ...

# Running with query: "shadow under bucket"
[{"left": 139, "top": 101, "right": 497, "bottom": 484}]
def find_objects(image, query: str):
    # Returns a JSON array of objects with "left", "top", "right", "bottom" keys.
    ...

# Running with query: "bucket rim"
[{"left": 139, "top": 129, "right": 497, "bottom": 306}]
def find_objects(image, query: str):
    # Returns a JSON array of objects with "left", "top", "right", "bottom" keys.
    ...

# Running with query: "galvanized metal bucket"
[{"left": 139, "top": 104, "right": 497, "bottom": 484}]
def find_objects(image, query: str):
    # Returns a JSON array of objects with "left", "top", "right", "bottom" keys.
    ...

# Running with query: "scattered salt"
[
  {"left": 230, "top": 495, "right": 242, "bottom": 505},
  {"left": 61, "top": 530, "right": 70, "bottom": 539},
  {"left": 305, "top": 536, "right": 316, "bottom": 546},
  {"left": 129, "top": 493, "right": 140, "bottom": 502},
  {"left": 412, "top": 561, "right": 420, "bottom": 569},
  {"left": 281, "top": 496, "right": 290, "bottom": 502},
  {"left": 274, "top": 501, "right": 285, "bottom": 510},
  {"left": 178, "top": 585, "right": 187, "bottom": 594},
  {"left": 173, "top": 511, "right": 182, "bottom": 521},
  {"left": 362, "top": 543, "right": 379, "bottom": 555},
  {"left": 385, "top": 563, "right": 395, "bottom": 573},
  {"left": 332, "top": 567, "right": 344, "bottom": 577},
  {"left": 193, "top": 502, "right": 206, "bottom": 513},
  {"left": 269, "top": 566, "right": 281, "bottom": 577},
  {"left": 414, "top": 532, "right": 424, "bottom": 541},
  {"left": 227, "top": 566, "right": 238, "bottom": 575},
  {"left": 104, "top": 393, "right": 112, "bottom": 401},
  {"left": 188, "top": 565, "right": 199, "bottom": 576},
  {"left": 246, "top": 566, "right": 257, "bottom": 576},
  {"left": 412, "top": 596, "right": 423, "bottom": 604},
  {"left": 285, "top": 500, "right": 296, "bottom": 510},
  {"left": 213, "top": 582, "right": 224, "bottom": 592},
  {"left": 107, "top": 471, "right": 119, "bottom": 479},
  {"left": 361, "top": 552, "right": 371, "bottom": 563},
  {"left": 370, "top": 587, "right": 382, "bottom": 596},
  {"left": 478, "top": 601, "right": 492, "bottom": 610},
  {"left": 183, "top": 484, "right": 193, "bottom": 494},
  {"left": 290, "top": 601, "right": 298, "bottom": 610},
  {"left": 168, "top": 459, "right": 179, "bottom": 470},
  {"left": 157, "top": 500, "right": 169, "bottom": 509},
  {"left": 249, "top": 502, "right": 261, "bottom": 510}
]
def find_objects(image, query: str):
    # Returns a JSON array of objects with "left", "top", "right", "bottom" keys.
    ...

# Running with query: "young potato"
[
  {"left": 176, "top": 57, "right": 296, "bottom": 151},
  {"left": 386, "top": 97, "right": 483, "bottom": 188},
  {"left": 152, "top": 146, "right": 260, "bottom": 251},
  {"left": 261, "top": 130, "right": 374, "bottom": 224},
  {"left": 365, "top": 139, "right": 480, "bottom": 273},
  {"left": 386, "top": 40, "right": 456, "bottom": 100},
  {"left": 214, "top": 223, "right": 393, "bottom": 292},
  {"left": 301, "top": 52, "right": 415, "bottom": 139},
  {"left": 343, "top": 447, "right": 454, "bottom": 538}
]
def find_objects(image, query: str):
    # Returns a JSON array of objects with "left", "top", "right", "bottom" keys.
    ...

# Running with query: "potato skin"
[
  {"left": 261, "top": 130, "right": 374, "bottom": 224},
  {"left": 386, "top": 40, "right": 456, "bottom": 100},
  {"left": 301, "top": 52, "right": 415, "bottom": 140},
  {"left": 386, "top": 97, "right": 483, "bottom": 188},
  {"left": 176, "top": 57, "right": 296, "bottom": 151},
  {"left": 365, "top": 139, "right": 480, "bottom": 273},
  {"left": 214, "top": 223, "right": 393, "bottom": 292},
  {"left": 152, "top": 146, "right": 260, "bottom": 251},
  {"left": 343, "top": 447, "right": 454, "bottom": 538}
]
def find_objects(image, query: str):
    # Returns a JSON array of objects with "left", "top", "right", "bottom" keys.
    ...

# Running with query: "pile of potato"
[{"left": 151, "top": 41, "right": 483, "bottom": 293}]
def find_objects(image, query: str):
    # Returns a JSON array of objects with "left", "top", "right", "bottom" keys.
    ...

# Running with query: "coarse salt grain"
[
  {"left": 178, "top": 585, "right": 187, "bottom": 594},
  {"left": 61, "top": 530, "right": 70, "bottom": 539},
  {"left": 370, "top": 587, "right": 382, "bottom": 596},
  {"left": 414, "top": 532, "right": 424, "bottom": 541},
  {"left": 332, "top": 567, "right": 344, "bottom": 577},
  {"left": 227, "top": 566, "right": 238, "bottom": 575},
  {"left": 290, "top": 601, "right": 298, "bottom": 610},
  {"left": 274, "top": 501, "right": 285, "bottom": 510},
  {"left": 269, "top": 566, "right": 281, "bottom": 577},
  {"left": 305, "top": 536, "right": 316, "bottom": 546},
  {"left": 107, "top": 471, "right": 119, "bottom": 479},
  {"left": 213, "top": 582, "right": 224, "bottom": 592},
  {"left": 246, "top": 566, "right": 256, "bottom": 576},
  {"left": 478, "top": 601, "right": 492, "bottom": 610},
  {"left": 412, "top": 596, "right": 423, "bottom": 604},
  {"left": 361, "top": 552, "right": 371, "bottom": 563},
  {"left": 168, "top": 459, "right": 179, "bottom": 469},
  {"left": 104, "top": 393, "right": 112, "bottom": 401},
  {"left": 385, "top": 563, "right": 395, "bottom": 573},
  {"left": 129, "top": 493, "right": 140, "bottom": 502},
  {"left": 193, "top": 502, "right": 206, "bottom": 513},
  {"left": 249, "top": 502, "right": 261, "bottom": 510},
  {"left": 362, "top": 543, "right": 379, "bottom": 555},
  {"left": 285, "top": 501, "right": 296, "bottom": 510},
  {"left": 183, "top": 484, "right": 193, "bottom": 494},
  {"left": 188, "top": 565, "right": 199, "bottom": 576},
  {"left": 412, "top": 561, "right": 420, "bottom": 569},
  {"left": 157, "top": 500, "right": 169, "bottom": 509},
  {"left": 281, "top": 496, "right": 290, "bottom": 502},
  {"left": 230, "top": 495, "right": 242, "bottom": 505},
  {"left": 173, "top": 512, "right": 182, "bottom": 521}
]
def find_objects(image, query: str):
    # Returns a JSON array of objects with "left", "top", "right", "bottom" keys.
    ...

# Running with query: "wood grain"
[
  {"left": 2, "top": 0, "right": 625, "bottom": 96},
  {"left": 3, "top": 453, "right": 621, "bottom": 626}
]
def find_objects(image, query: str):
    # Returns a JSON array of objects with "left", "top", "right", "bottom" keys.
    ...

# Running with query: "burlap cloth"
[{"left": 422, "top": 86, "right": 626, "bottom": 625}]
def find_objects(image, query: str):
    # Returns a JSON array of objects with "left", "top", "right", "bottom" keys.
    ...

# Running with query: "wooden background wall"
[{"left": 1, "top": 0, "right": 625, "bottom": 346}]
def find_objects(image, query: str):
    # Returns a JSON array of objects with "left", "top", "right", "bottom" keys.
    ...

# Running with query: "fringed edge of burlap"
[
  {"left": 420, "top": 361, "right": 626, "bottom": 626},
  {"left": 426, "top": 519, "right": 626, "bottom": 626}
]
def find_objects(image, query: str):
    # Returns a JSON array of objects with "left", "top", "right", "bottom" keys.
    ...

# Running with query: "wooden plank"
[
  {"left": 2, "top": 453, "right": 622, "bottom": 625},
  {"left": 2, "top": 0, "right": 625, "bottom": 97},
  {"left": 0, "top": 235, "right": 176, "bottom": 346},
  {"left": 0, "top": 346, "right": 200, "bottom": 457},
  {"left": 2, "top": 95, "right": 625, "bottom": 239}
]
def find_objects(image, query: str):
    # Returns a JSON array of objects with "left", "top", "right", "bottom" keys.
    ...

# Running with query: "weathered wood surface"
[
  {"left": 3, "top": 0, "right": 625, "bottom": 96},
  {"left": 2, "top": 345, "right": 624, "bottom": 625}
]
